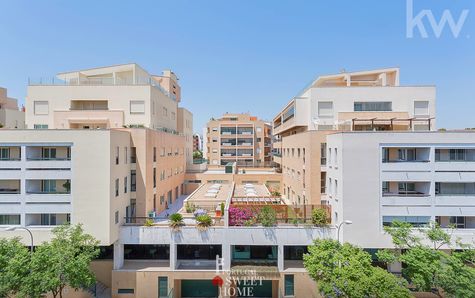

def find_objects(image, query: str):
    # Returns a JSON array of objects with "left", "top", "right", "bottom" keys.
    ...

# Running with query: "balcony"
[
  {"left": 54, "top": 110, "right": 124, "bottom": 129},
  {"left": 0, "top": 180, "right": 20, "bottom": 194},
  {"left": 382, "top": 147, "right": 430, "bottom": 163},
  {"left": 25, "top": 213, "right": 70, "bottom": 227},
  {"left": 26, "top": 179, "right": 71, "bottom": 195},
  {"left": 0, "top": 147, "right": 21, "bottom": 161},
  {"left": 436, "top": 216, "right": 475, "bottom": 229},
  {"left": 382, "top": 182, "right": 431, "bottom": 200}
]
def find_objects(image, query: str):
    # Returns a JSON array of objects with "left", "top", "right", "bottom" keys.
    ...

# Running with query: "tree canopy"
[
  {"left": 377, "top": 221, "right": 475, "bottom": 298},
  {"left": 303, "top": 239, "right": 410, "bottom": 298},
  {"left": 0, "top": 224, "right": 99, "bottom": 298}
]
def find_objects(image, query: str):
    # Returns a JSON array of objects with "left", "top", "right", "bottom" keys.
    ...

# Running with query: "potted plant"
[
  {"left": 144, "top": 218, "right": 154, "bottom": 227},
  {"left": 257, "top": 206, "right": 277, "bottom": 227},
  {"left": 195, "top": 213, "right": 213, "bottom": 231},
  {"left": 311, "top": 208, "right": 329, "bottom": 226},
  {"left": 215, "top": 205, "right": 222, "bottom": 217},
  {"left": 169, "top": 213, "right": 184, "bottom": 231},
  {"left": 185, "top": 202, "right": 196, "bottom": 213}
]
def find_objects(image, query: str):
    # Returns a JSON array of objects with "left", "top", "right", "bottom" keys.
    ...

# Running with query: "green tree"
[
  {"left": 0, "top": 238, "right": 30, "bottom": 298},
  {"left": 303, "top": 239, "right": 410, "bottom": 298},
  {"left": 21, "top": 224, "right": 100, "bottom": 298},
  {"left": 193, "top": 150, "right": 203, "bottom": 160},
  {"left": 379, "top": 221, "right": 475, "bottom": 297}
]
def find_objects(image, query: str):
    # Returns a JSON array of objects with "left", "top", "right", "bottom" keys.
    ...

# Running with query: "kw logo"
[{"left": 406, "top": 0, "right": 470, "bottom": 38}]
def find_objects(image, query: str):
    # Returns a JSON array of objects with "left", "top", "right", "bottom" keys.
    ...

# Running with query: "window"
[
  {"left": 118, "top": 289, "right": 134, "bottom": 294},
  {"left": 34, "top": 101, "right": 49, "bottom": 115},
  {"left": 354, "top": 102, "right": 392, "bottom": 111},
  {"left": 383, "top": 216, "right": 430, "bottom": 227},
  {"left": 382, "top": 181, "right": 389, "bottom": 193},
  {"left": 284, "top": 275, "right": 294, "bottom": 296},
  {"left": 449, "top": 149, "right": 465, "bottom": 161},
  {"left": 115, "top": 147, "right": 119, "bottom": 165},
  {"left": 153, "top": 194, "right": 156, "bottom": 211},
  {"left": 449, "top": 216, "right": 466, "bottom": 229},
  {"left": 0, "top": 214, "right": 20, "bottom": 225},
  {"left": 321, "top": 143, "right": 327, "bottom": 165},
  {"left": 398, "top": 182, "right": 416, "bottom": 194},
  {"left": 153, "top": 168, "right": 156, "bottom": 188},
  {"left": 40, "top": 214, "right": 57, "bottom": 225},
  {"left": 131, "top": 170, "right": 136, "bottom": 191},
  {"left": 398, "top": 148, "right": 416, "bottom": 161},
  {"left": 41, "top": 180, "right": 56, "bottom": 193},
  {"left": 124, "top": 177, "right": 128, "bottom": 193},
  {"left": 334, "top": 148, "right": 338, "bottom": 166},
  {"left": 115, "top": 211, "right": 119, "bottom": 224},
  {"left": 153, "top": 147, "right": 157, "bottom": 162},
  {"left": 414, "top": 101, "right": 429, "bottom": 116},
  {"left": 115, "top": 179, "right": 119, "bottom": 197},
  {"left": 0, "top": 148, "right": 10, "bottom": 160},
  {"left": 42, "top": 147, "right": 56, "bottom": 160},
  {"left": 33, "top": 124, "right": 48, "bottom": 129},
  {"left": 130, "top": 147, "right": 136, "bottom": 163},
  {"left": 212, "top": 127, "right": 218, "bottom": 132},
  {"left": 318, "top": 101, "right": 333, "bottom": 117},
  {"left": 256, "top": 127, "right": 262, "bottom": 133},
  {"left": 335, "top": 180, "right": 338, "bottom": 196},
  {"left": 130, "top": 100, "right": 145, "bottom": 114},
  {"left": 159, "top": 277, "right": 168, "bottom": 298},
  {"left": 171, "top": 112, "right": 176, "bottom": 120},
  {"left": 163, "top": 107, "right": 168, "bottom": 116},
  {"left": 160, "top": 195, "right": 164, "bottom": 205}
]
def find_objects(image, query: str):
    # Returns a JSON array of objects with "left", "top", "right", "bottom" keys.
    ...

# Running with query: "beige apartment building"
[
  {"left": 273, "top": 68, "right": 436, "bottom": 206},
  {"left": 206, "top": 113, "right": 272, "bottom": 167},
  {"left": 0, "top": 87, "right": 25, "bottom": 128}
]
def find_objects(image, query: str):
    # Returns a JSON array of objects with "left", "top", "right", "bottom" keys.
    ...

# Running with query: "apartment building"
[
  {"left": 0, "top": 129, "right": 130, "bottom": 245},
  {"left": 177, "top": 107, "right": 194, "bottom": 166},
  {"left": 0, "top": 87, "right": 25, "bottom": 128},
  {"left": 272, "top": 68, "right": 436, "bottom": 205},
  {"left": 326, "top": 131, "right": 475, "bottom": 249},
  {"left": 193, "top": 133, "right": 202, "bottom": 152},
  {"left": 206, "top": 113, "right": 272, "bottom": 167},
  {"left": 26, "top": 63, "right": 181, "bottom": 131}
]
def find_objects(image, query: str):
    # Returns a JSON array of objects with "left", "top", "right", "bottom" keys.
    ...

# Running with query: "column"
[
  {"left": 113, "top": 242, "right": 124, "bottom": 270},
  {"left": 170, "top": 243, "right": 176, "bottom": 270},
  {"left": 277, "top": 245, "right": 284, "bottom": 272},
  {"left": 223, "top": 244, "right": 231, "bottom": 271}
]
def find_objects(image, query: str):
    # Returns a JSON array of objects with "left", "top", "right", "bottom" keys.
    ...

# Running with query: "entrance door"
[{"left": 181, "top": 280, "right": 218, "bottom": 298}]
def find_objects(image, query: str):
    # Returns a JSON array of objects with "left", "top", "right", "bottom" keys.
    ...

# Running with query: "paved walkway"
[{"left": 156, "top": 194, "right": 188, "bottom": 219}]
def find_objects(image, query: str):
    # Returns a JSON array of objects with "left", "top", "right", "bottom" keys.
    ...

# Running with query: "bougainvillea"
[{"left": 228, "top": 207, "right": 255, "bottom": 226}]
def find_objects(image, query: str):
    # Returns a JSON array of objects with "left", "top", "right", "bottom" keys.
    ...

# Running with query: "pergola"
[{"left": 351, "top": 117, "right": 434, "bottom": 131}]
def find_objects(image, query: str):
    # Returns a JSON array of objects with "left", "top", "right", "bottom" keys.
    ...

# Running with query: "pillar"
[{"left": 113, "top": 242, "right": 124, "bottom": 270}]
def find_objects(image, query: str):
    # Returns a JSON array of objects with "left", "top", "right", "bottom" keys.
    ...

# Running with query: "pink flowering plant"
[{"left": 229, "top": 206, "right": 255, "bottom": 226}]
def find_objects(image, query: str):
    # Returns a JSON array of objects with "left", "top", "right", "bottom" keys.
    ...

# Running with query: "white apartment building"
[
  {"left": 327, "top": 131, "right": 475, "bottom": 249},
  {"left": 0, "top": 129, "right": 130, "bottom": 245},
  {"left": 26, "top": 63, "right": 182, "bottom": 131},
  {"left": 0, "top": 87, "right": 25, "bottom": 128},
  {"left": 272, "top": 68, "right": 436, "bottom": 206}
]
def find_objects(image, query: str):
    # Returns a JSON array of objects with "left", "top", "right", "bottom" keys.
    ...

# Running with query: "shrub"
[
  {"left": 229, "top": 207, "right": 255, "bottom": 226},
  {"left": 311, "top": 208, "right": 329, "bottom": 226},
  {"left": 144, "top": 218, "right": 154, "bottom": 227},
  {"left": 271, "top": 190, "right": 281, "bottom": 197},
  {"left": 185, "top": 202, "right": 196, "bottom": 213},
  {"left": 193, "top": 209, "right": 207, "bottom": 218},
  {"left": 196, "top": 214, "right": 213, "bottom": 231},
  {"left": 220, "top": 202, "right": 225, "bottom": 215},
  {"left": 169, "top": 213, "right": 184, "bottom": 230},
  {"left": 257, "top": 206, "right": 277, "bottom": 227}
]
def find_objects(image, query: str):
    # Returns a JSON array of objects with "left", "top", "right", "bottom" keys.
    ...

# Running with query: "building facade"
[
  {"left": 0, "top": 87, "right": 25, "bottom": 128},
  {"left": 272, "top": 68, "right": 436, "bottom": 205},
  {"left": 326, "top": 131, "right": 475, "bottom": 249},
  {"left": 206, "top": 113, "right": 272, "bottom": 167}
]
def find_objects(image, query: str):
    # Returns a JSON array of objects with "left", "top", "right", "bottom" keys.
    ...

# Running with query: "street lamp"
[
  {"left": 5, "top": 226, "right": 34, "bottom": 253},
  {"left": 337, "top": 220, "right": 353, "bottom": 243}
]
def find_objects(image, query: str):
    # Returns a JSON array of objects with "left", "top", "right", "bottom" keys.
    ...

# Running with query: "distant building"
[
  {"left": 192, "top": 133, "right": 202, "bottom": 151},
  {"left": 0, "top": 87, "right": 25, "bottom": 128},
  {"left": 206, "top": 113, "right": 272, "bottom": 167}
]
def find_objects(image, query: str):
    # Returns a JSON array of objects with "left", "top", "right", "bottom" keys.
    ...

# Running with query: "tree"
[
  {"left": 193, "top": 150, "right": 203, "bottom": 160},
  {"left": 378, "top": 221, "right": 475, "bottom": 297},
  {"left": 303, "top": 239, "right": 410, "bottom": 298},
  {"left": 21, "top": 224, "right": 100, "bottom": 298},
  {"left": 0, "top": 238, "right": 30, "bottom": 298}
]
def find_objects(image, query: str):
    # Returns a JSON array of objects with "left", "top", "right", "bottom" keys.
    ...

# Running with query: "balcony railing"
[
  {"left": 383, "top": 159, "right": 430, "bottom": 163},
  {"left": 26, "top": 191, "right": 70, "bottom": 195},
  {"left": 0, "top": 157, "right": 21, "bottom": 161},
  {"left": 26, "top": 157, "right": 71, "bottom": 161},
  {"left": 0, "top": 189, "right": 20, "bottom": 194},
  {"left": 382, "top": 192, "right": 430, "bottom": 197}
]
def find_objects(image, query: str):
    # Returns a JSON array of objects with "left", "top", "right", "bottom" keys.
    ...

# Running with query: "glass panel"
[
  {"left": 285, "top": 275, "right": 294, "bottom": 296},
  {"left": 158, "top": 277, "right": 168, "bottom": 298}
]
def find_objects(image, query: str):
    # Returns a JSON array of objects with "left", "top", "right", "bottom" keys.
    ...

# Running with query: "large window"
[
  {"left": 124, "top": 244, "right": 170, "bottom": 260},
  {"left": 383, "top": 216, "right": 430, "bottom": 227},
  {"left": 318, "top": 101, "right": 333, "bottom": 117},
  {"left": 0, "top": 214, "right": 20, "bottom": 225},
  {"left": 354, "top": 101, "right": 392, "bottom": 111},
  {"left": 414, "top": 101, "right": 429, "bottom": 116},
  {"left": 177, "top": 245, "right": 221, "bottom": 260},
  {"left": 282, "top": 105, "right": 295, "bottom": 122}
]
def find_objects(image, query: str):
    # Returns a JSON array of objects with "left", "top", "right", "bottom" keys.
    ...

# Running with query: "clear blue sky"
[{"left": 0, "top": 0, "right": 473, "bottom": 132}]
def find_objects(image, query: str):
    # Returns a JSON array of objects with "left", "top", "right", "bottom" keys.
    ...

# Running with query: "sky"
[{"left": 0, "top": 0, "right": 473, "bottom": 133}]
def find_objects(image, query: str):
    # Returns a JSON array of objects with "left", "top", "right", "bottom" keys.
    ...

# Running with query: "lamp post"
[
  {"left": 5, "top": 226, "right": 34, "bottom": 253},
  {"left": 337, "top": 220, "right": 352, "bottom": 243}
]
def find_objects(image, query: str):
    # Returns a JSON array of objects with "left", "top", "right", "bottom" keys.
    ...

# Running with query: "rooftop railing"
[{"left": 28, "top": 77, "right": 177, "bottom": 101}]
